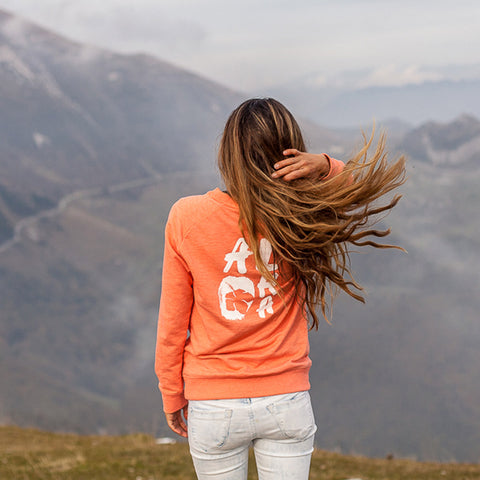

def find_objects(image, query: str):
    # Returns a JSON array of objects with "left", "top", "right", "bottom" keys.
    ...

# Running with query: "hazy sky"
[{"left": 1, "top": 0, "right": 480, "bottom": 92}]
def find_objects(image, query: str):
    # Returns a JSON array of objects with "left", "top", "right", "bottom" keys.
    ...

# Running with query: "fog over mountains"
[
  {"left": 0, "top": 8, "right": 479, "bottom": 462},
  {"left": 266, "top": 73, "right": 480, "bottom": 128},
  {"left": 0, "top": 7, "right": 241, "bottom": 244}
]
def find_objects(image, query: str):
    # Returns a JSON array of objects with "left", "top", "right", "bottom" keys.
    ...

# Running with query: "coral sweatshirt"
[{"left": 155, "top": 157, "right": 345, "bottom": 413}]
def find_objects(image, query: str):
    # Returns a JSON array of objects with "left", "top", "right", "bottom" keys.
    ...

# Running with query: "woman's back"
[{"left": 156, "top": 188, "right": 311, "bottom": 413}]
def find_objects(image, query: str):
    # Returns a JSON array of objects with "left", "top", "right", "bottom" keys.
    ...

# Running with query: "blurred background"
[{"left": 0, "top": 0, "right": 479, "bottom": 462}]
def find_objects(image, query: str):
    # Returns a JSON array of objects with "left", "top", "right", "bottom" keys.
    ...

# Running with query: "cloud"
[
  {"left": 1, "top": 0, "right": 208, "bottom": 57},
  {"left": 69, "top": 3, "right": 207, "bottom": 54},
  {"left": 358, "top": 64, "right": 444, "bottom": 88}
]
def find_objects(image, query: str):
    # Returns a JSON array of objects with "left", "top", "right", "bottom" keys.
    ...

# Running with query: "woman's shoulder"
[
  {"left": 168, "top": 188, "right": 234, "bottom": 226},
  {"left": 172, "top": 192, "right": 207, "bottom": 211},
  {"left": 172, "top": 189, "right": 235, "bottom": 214},
  {"left": 166, "top": 189, "right": 238, "bottom": 242},
  {"left": 171, "top": 189, "right": 215, "bottom": 213}
]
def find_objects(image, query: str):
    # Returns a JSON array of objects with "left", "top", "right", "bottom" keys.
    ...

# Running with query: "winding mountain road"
[{"left": 0, "top": 174, "right": 162, "bottom": 255}]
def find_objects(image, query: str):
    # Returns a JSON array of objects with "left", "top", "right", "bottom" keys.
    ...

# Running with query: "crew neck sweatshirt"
[{"left": 155, "top": 157, "right": 345, "bottom": 413}]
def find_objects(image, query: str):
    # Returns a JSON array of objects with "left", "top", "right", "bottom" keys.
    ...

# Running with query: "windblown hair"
[{"left": 218, "top": 98, "right": 406, "bottom": 329}]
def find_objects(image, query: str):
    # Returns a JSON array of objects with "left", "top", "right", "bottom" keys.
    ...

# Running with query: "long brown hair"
[{"left": 218, "top": 98, "right": 406, "bottom": 329}]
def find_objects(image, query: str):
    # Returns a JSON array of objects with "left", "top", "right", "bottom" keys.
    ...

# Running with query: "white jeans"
[{"left": 188, "top": 391, "right": 317, "bottom": 480}]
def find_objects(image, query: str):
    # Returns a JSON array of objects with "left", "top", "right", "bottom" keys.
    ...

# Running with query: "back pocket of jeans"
[
  {"left": 266, "top": 391, "right": 316, "bottom": 440},
  {"left": 188, "top": 406, "right": 233, "bottom": 452}
]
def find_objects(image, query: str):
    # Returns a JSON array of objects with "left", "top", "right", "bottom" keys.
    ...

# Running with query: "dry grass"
[{"left": 1, "top": 426, "right": 479, "bottom": 480}]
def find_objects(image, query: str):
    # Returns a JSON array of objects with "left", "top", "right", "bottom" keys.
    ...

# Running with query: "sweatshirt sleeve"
[
  {"left": 155, "top": 202, "right": 193, "bottom": 413},
  {"left": 322, "top": 154, "right": 345, "bottom": 180}
]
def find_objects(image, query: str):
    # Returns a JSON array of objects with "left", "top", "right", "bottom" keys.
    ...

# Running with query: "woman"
[{"left": 155, "top": 98, "right": 405, "bottom": 479}]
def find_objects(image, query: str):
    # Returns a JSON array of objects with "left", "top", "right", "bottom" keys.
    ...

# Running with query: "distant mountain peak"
[
  {"left": 418, "top": 114, "right": 480, "bottom": 148},
  {"left": 400, "top": 113, "right": 480, "bottom": 164},
  {"left": 0, "top": 7, "right": 15, "bottom": 20},
  {"left": 449, "top": 113, "right": 480, "bottom": 129}
]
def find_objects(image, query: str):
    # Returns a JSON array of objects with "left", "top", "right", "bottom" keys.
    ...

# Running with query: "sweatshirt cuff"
[
  {"left": 322, "top": 154, "right": 345, "bottom": 180},
  {"left": 161, "top": 391, "right": 188, "bottom": 413}
]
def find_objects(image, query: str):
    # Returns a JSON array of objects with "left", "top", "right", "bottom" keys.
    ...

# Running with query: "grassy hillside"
[{"left": 1, "top": 426, "right": 479, "bottom": 480}]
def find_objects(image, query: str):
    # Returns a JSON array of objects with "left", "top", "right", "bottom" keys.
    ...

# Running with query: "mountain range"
[
  {"left": 0, "top": 8, "right": 479, "bottom": 462},
  {"left": 265, "top": 76, "right": 480, "bottom": 128}
]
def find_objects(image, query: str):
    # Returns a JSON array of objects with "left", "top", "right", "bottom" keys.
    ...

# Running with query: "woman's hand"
[
  {"left": 165, "top": 404, "right": 188, "bottom": 438},
  {"left": 272, "top": 149, "right": 331, "bottom": 181}
]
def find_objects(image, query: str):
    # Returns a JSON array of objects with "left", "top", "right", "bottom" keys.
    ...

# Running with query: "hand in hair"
[{"left": 271, "top": 149, "right": 331, "bottom": 181}]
